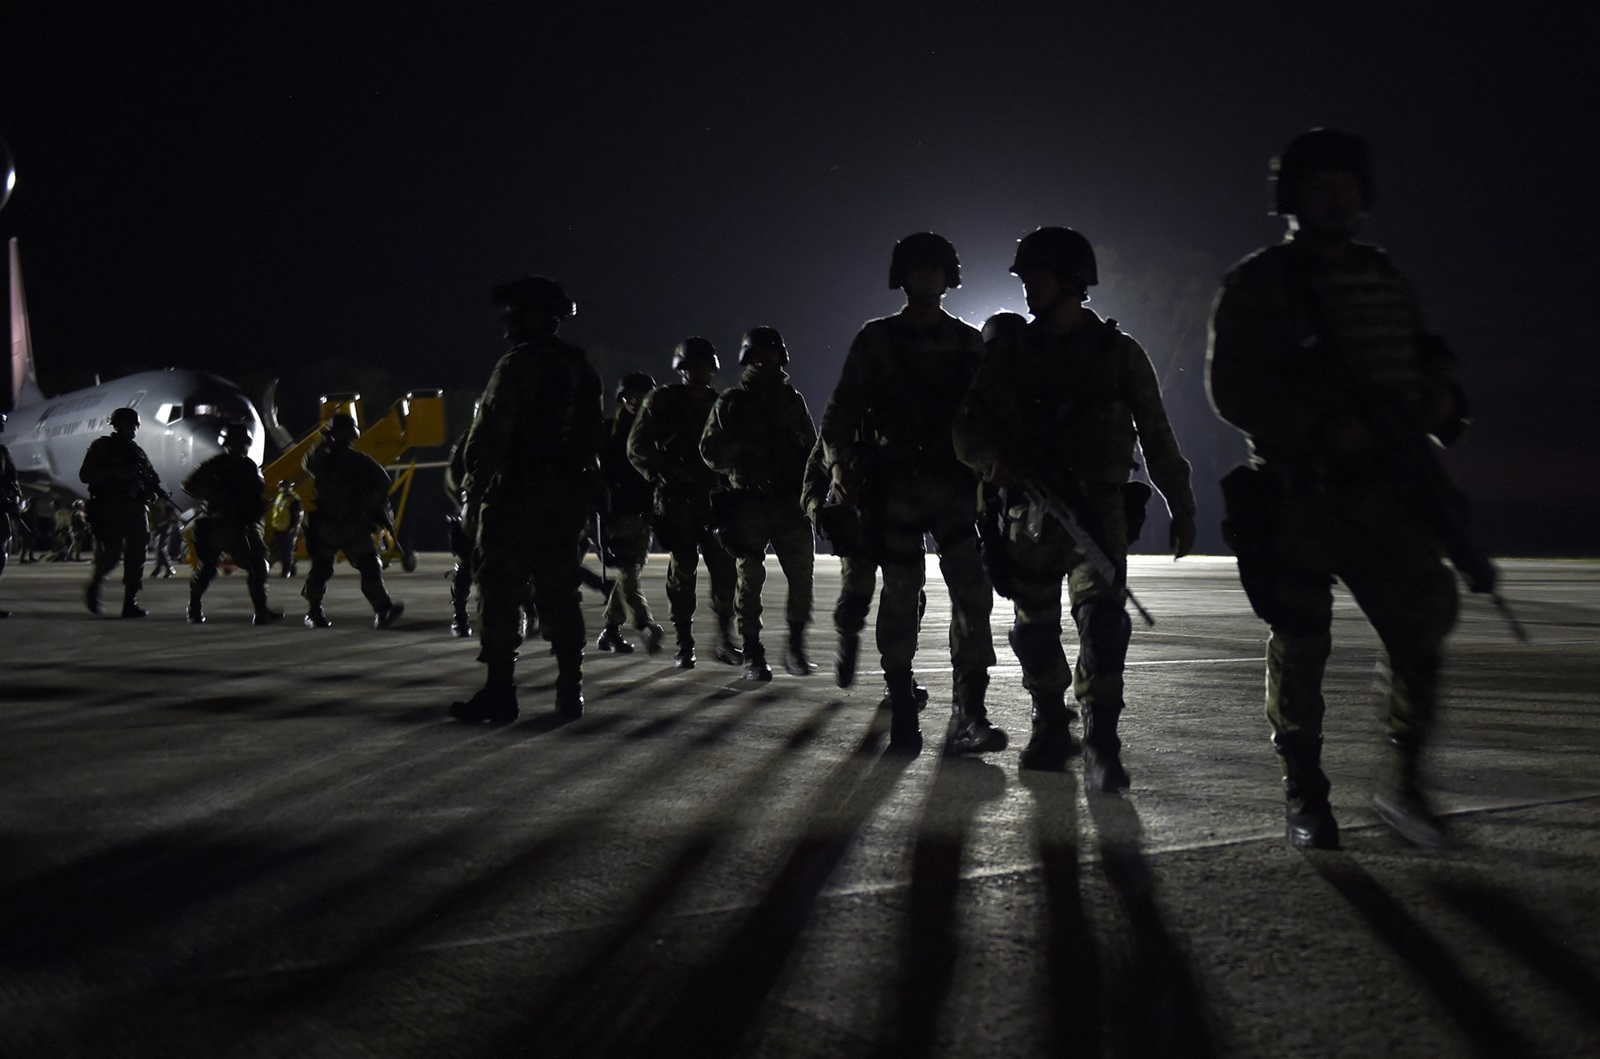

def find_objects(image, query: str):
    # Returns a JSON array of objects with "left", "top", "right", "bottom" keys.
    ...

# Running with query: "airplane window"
[{"left": 155, "top": 403, "right": 182, "bottom": 425}]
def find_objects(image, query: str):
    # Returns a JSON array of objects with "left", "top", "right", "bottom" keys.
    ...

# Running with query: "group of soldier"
[{"left": 0, "top": 129, "right": 1479, "bottom": 851}]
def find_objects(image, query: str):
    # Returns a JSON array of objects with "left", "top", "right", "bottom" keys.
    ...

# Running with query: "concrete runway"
[{"left": 1, "top": 553, "right": 1596, "bottom": 1058}]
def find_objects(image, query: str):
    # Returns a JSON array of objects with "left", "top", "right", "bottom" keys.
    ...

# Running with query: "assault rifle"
[{"left": 1017, "top": 475, "right": 1156, "bottom": 627}]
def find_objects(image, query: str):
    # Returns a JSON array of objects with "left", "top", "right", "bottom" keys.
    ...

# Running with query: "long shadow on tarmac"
[
  {"left": 1086, "top": 793, "right": 1219, "bottom": 1059},
  {"left": 1309, "top": 855, "right": 1537, "bottom": 1058},
  {"left": 1023, "top": 769, "right": 1102, "bottom": 1059}
]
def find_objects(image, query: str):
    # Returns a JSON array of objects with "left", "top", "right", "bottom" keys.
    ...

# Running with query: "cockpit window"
[{"left": 154, "top": 403, "right": 182, "bottom": 425}]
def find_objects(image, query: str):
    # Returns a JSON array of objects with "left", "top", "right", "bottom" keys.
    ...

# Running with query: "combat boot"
[
  {"left": 1081, "top": 703, "right": 1130, "bottom": 793},
  {"left": 121, "top": 588, "right": 147, "bottom": 619},
  {"left": 743, "top": 641, "right": 773, "bottom": 682},
  {"left": 449, "top": 568, "right": 472, "bottom": 638},
  {"left": 713, "top": 614, "right": 743, "bottom": 666},
  {"left": 674, "top": 622, "right": 696, "bottom": 669},
  {"left": 1018, "top": 692, "right": 1078, "bottom": 771},
  {"left": 248, "top": 584, "right": 282, "bottom": 626},
  {"left": 885, "top": 669, "right": 922, "bottom": 755},
  {"left": 947, "top": 675, "right": 1007, "bottom": 755},
  {"left": 304, "top": 605, "right": 332, "bottom": 628},
  {"left": 449, "top": 684, "right": 519, "bottom": 724},
  {"left": 597, "top": 624, "right": 634, "bottom": 654},
  {"left": 834, "top": 631, "right": 859, "bottom": 688},
  {"left": 882, "top": 674, "right": 930, "bottom": 711},
  {"left": 374, "top": 601, "right": 405, "bottom": 629},
  {"left": 639, "top": 622, "right": 665, "bottom": 655},
  {"left": 1371, "top": 734, "right": 1449, "bottom": 850},
  {"left": 187, "top": 598, "right": 206, "bottom": 624},
  {"left": 554, "top": 645, "right": 585, "bottom": 719},
  {"left": 784, "top": 622, "right": 816, "bottom": 676}
]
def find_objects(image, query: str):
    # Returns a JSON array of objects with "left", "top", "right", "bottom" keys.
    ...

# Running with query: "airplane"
[{"left": 3, "top": 237, "right": 267, "bottom": 519}]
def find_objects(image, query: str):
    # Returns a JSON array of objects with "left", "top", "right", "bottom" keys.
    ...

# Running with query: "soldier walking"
[
  {"left": 627, "top": 337, "right": 742, "bottom": 669},
  {"left": 300, "top": 414, "right": 405, "bottom": 629},
  {"left": 79, "top": 407, "right": 164, "bottom": 617},
  {"left": 597, "top": 372, "right": 665, "bottom": 654},
  {"left": 449, "top": 277, "right": 603, "bottom": 723},
  {"left": 700, "top": 327, "right": 817, "bottom": 683},
  {"left": 268, "top": 479, "right": 304, "bottom": 578},
  {"left": 820, "top": 232, "right": 998, "bottom": 755},
  {"left": 954, "top": 228, "right": 1196, "bottom": 791},
  {"left": 182, "top": 422, "right": 283, "bottom": 625},
  {"left": 1207, "top": 129, "right": 1474, "bottom": 849}
]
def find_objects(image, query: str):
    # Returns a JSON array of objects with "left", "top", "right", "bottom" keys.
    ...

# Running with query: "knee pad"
[
  {"left": 1009, "top": 621, "right": 1064, "bottom": 675},
  {"left": 834, "top": 589, "right": 872, "bottom": 629},
  {"left": 1073, "top": 601, "right": 1131, "bottom": 672}
]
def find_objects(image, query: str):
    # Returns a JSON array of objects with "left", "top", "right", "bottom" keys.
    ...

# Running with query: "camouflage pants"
[
  {"left": 473, "top": 493, "right": 589, "bottom": 664},
  {"left": 601, "top": 511, "right": 656, "bottom": 629},
  {"left": 192, "top": 516, "right": 270, "bottom": 604},
  {"left": 89, "top": 500, "right": 150, "bottom": 592},
  {"left": 1006, "top": 487, "right": 1130, "bottom": 726},
  {"left": 658, "top": 497, "right": 736, "bottom": 629},
  {"left": 301, "top": 515, "right": 391, "bottom": 614},
  {"left": 1245, "top": 481, "right": 1458, "bottom": 754},
  {"left": 871, "top": 475, "right": 995, "bottom": 696},
  {"left": 727, "top": 495, "right": 814, "bottom": 646},
  {"left": 833, "top": 554, "right": 878, "bottom": 636}
]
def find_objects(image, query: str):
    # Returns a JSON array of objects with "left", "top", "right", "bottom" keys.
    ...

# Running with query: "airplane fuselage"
[{"left": 2, "top": 368, "right": 266, "bottom": 512}]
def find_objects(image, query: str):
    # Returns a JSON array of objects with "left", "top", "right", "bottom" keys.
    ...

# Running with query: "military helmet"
[
  {"left": 220, "top": 421, "right": 251, "bottom": 450},
  {"left": 672, "top": 336, "right": 719, "bottom": 372},
  {"left": 1010, "top": 227, "right": 1097, "bottom": 289},
  {"left": 889, "top": 231, "right": 960, "bottom": 290},
  {"left": 1271, "top": 128, "right": 1373, "bottom": 216},
  {"left": 981, "top": 311, "right": 1030, "bottom": 346},
  {"left": 109, "top": 407, "right": 140, "bottom": 432},
  {"left": 491, "top": 276, "right": 576, "bottom": 320},
  {"left": 323, "top": 413, "right": 360, "bottom": 443},
  {"left": 739, "top": 326, "right": 788, "bottom": 366},
  {"left": 615, "top": 371, "right": 657, "bottom": 400}
]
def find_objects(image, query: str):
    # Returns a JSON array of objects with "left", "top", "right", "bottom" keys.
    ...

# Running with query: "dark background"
[{"left": 2, "top": 2, "right": 1594, "bottom": 554}]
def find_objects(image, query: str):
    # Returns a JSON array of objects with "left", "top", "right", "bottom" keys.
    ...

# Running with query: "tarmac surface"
[{"left": 0, "top": 552, "right": 1596, "bottom": 1059}]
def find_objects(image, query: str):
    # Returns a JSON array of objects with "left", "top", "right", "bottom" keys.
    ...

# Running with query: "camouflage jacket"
[
  {"left": 700, "top": 364, "right": 817, "bottom": 497},
  {"left": 820, "top": 309, "right": 984, "bottom": 476},
  {"left": 603, "top": 406, "right": 653, "bottom": 517},
  {"left": 627, "top": 382, "right": 724, "bottom": 493},
  {"left": 1207, "top": 238, "right": 1454, "bottom": 471},
  {"left": 79, "top": 434, "right": 162, "bottom": 503},
  {"left": 183, "top": 452, "right": 267, "bottom": 523},
  {"left": 462, "top": 336, "right": 604, "bottom": 504},
  {"left": 955, "top": 310, "right": 1195, "bottom": 517},
  {"left": 303, "top": 442, "right": 391, "bottom": 525}
]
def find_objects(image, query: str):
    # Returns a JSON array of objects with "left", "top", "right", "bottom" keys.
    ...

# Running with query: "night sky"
[{"left": 3, "top": 3, "right": 1595, "bottom": 554}]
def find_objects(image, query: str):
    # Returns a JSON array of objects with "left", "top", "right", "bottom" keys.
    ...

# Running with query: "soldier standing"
[
  {"left": 449, "top": 277, "right": 603, "bottom": 723},
  {"left": 820, "top": 232, "right": 999, "bottom": 755},
  {"left": 300, "top": 414, "right": 405, "bottom": 629},
  {"left": 627, "top": 337, "right": 742, "bottom": 670},
  {"left": 268, "top": 479, "right": 304, "bottom": 578},
  {"left": 699, "top": 327, "right": 817, "bottom": 682},
  {"left": 79, "top": 406, "right": 164, "bottom": 617},
  {"left": 597, "top": 371, "right": 665, "bottom": 654},
  {"left": 182, "top": 422, "right": 283, "bottom": 625},
  {"left": 954, "top": 228, "right": 1197, "bottom": 791},
  {"left": 0, "top": 412, "right": 18, "bottom": 617},
  {"left": 1207, "top": 129, "right": 1473, "bottom": 849}
]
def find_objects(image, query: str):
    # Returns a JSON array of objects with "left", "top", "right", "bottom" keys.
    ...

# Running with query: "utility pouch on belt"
[
  {"left": 1123, "top": 480, "right": 1153, "bottom": 543},
  {"left": 711, "top": 489, "right": 764, "bottom": 559}
]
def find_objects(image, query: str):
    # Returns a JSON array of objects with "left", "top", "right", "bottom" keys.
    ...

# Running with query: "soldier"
[
  {"left": 442, "top": 428, "right": 475, "bottom": 638},
  {"left": 627, "top": 337, "right": 742, "bottom": 670},
  {"left": 1207, "top": 129, "right": 1473, "bottom": 849},
  {"left": 820, "top": 232, "right": 999, "bottom": 755},
  {"left": 449, "top": 276, "right": 603, "bottom": 723},
  {"left": 700, "top": 326, "right": 818, "bottom": 682},
  {"left": 0, "top": 412, "right": 18, "bottom": 617},
  {"left": 300, "top": 414, "right": 405, "bottom": 629},
  {"left": 954, "top": 227, "right": 1197, "bottom": 791},
  {"left": 79, "top": 406, "right": 165, "bottom": 617},
  {"left": 597, "top": 371, "right": 666, "bottom": 654},
  {"left": 182, "top": 422, "right": 283, "bottom": 625},
  {"left": 268, "top": 479, "right": 304, "bottom": 578},
  {"left": 147, "top": 493, "right": 180, "bottom": 578}
]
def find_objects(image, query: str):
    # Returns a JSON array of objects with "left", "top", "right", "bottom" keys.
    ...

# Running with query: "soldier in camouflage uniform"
[
  {"left": 449, "top": 277, "right": 603, "bottom": 723},
  {"left": 955, "top": 227, "right": 1197, "bottom": 791},
  {"left": 300, "top": 414, "right": 405, "bottom": 630},
  {"left": 79, "top": 407, "right": 165, "bottom": 617},
  {"left": 1208, "top": 129, "right": 1471, "bottom": 849},
  {"left": 700, "top": 327, "right": 818, "bottom": 682},
  {"left": 627, "top": 337, "right": 741, "bottom": 670},
  {"left": 443, "top": 427, "right": 475, "bottom": 638},
  {"left": 598, "top": 371, "right": 665, "bottom": 655},
  {"left": 821, "top": 232, "right": 999, "bottom": 755},
  {"left": 182, "top": 421, "right": 283, "bottom": 625}
]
